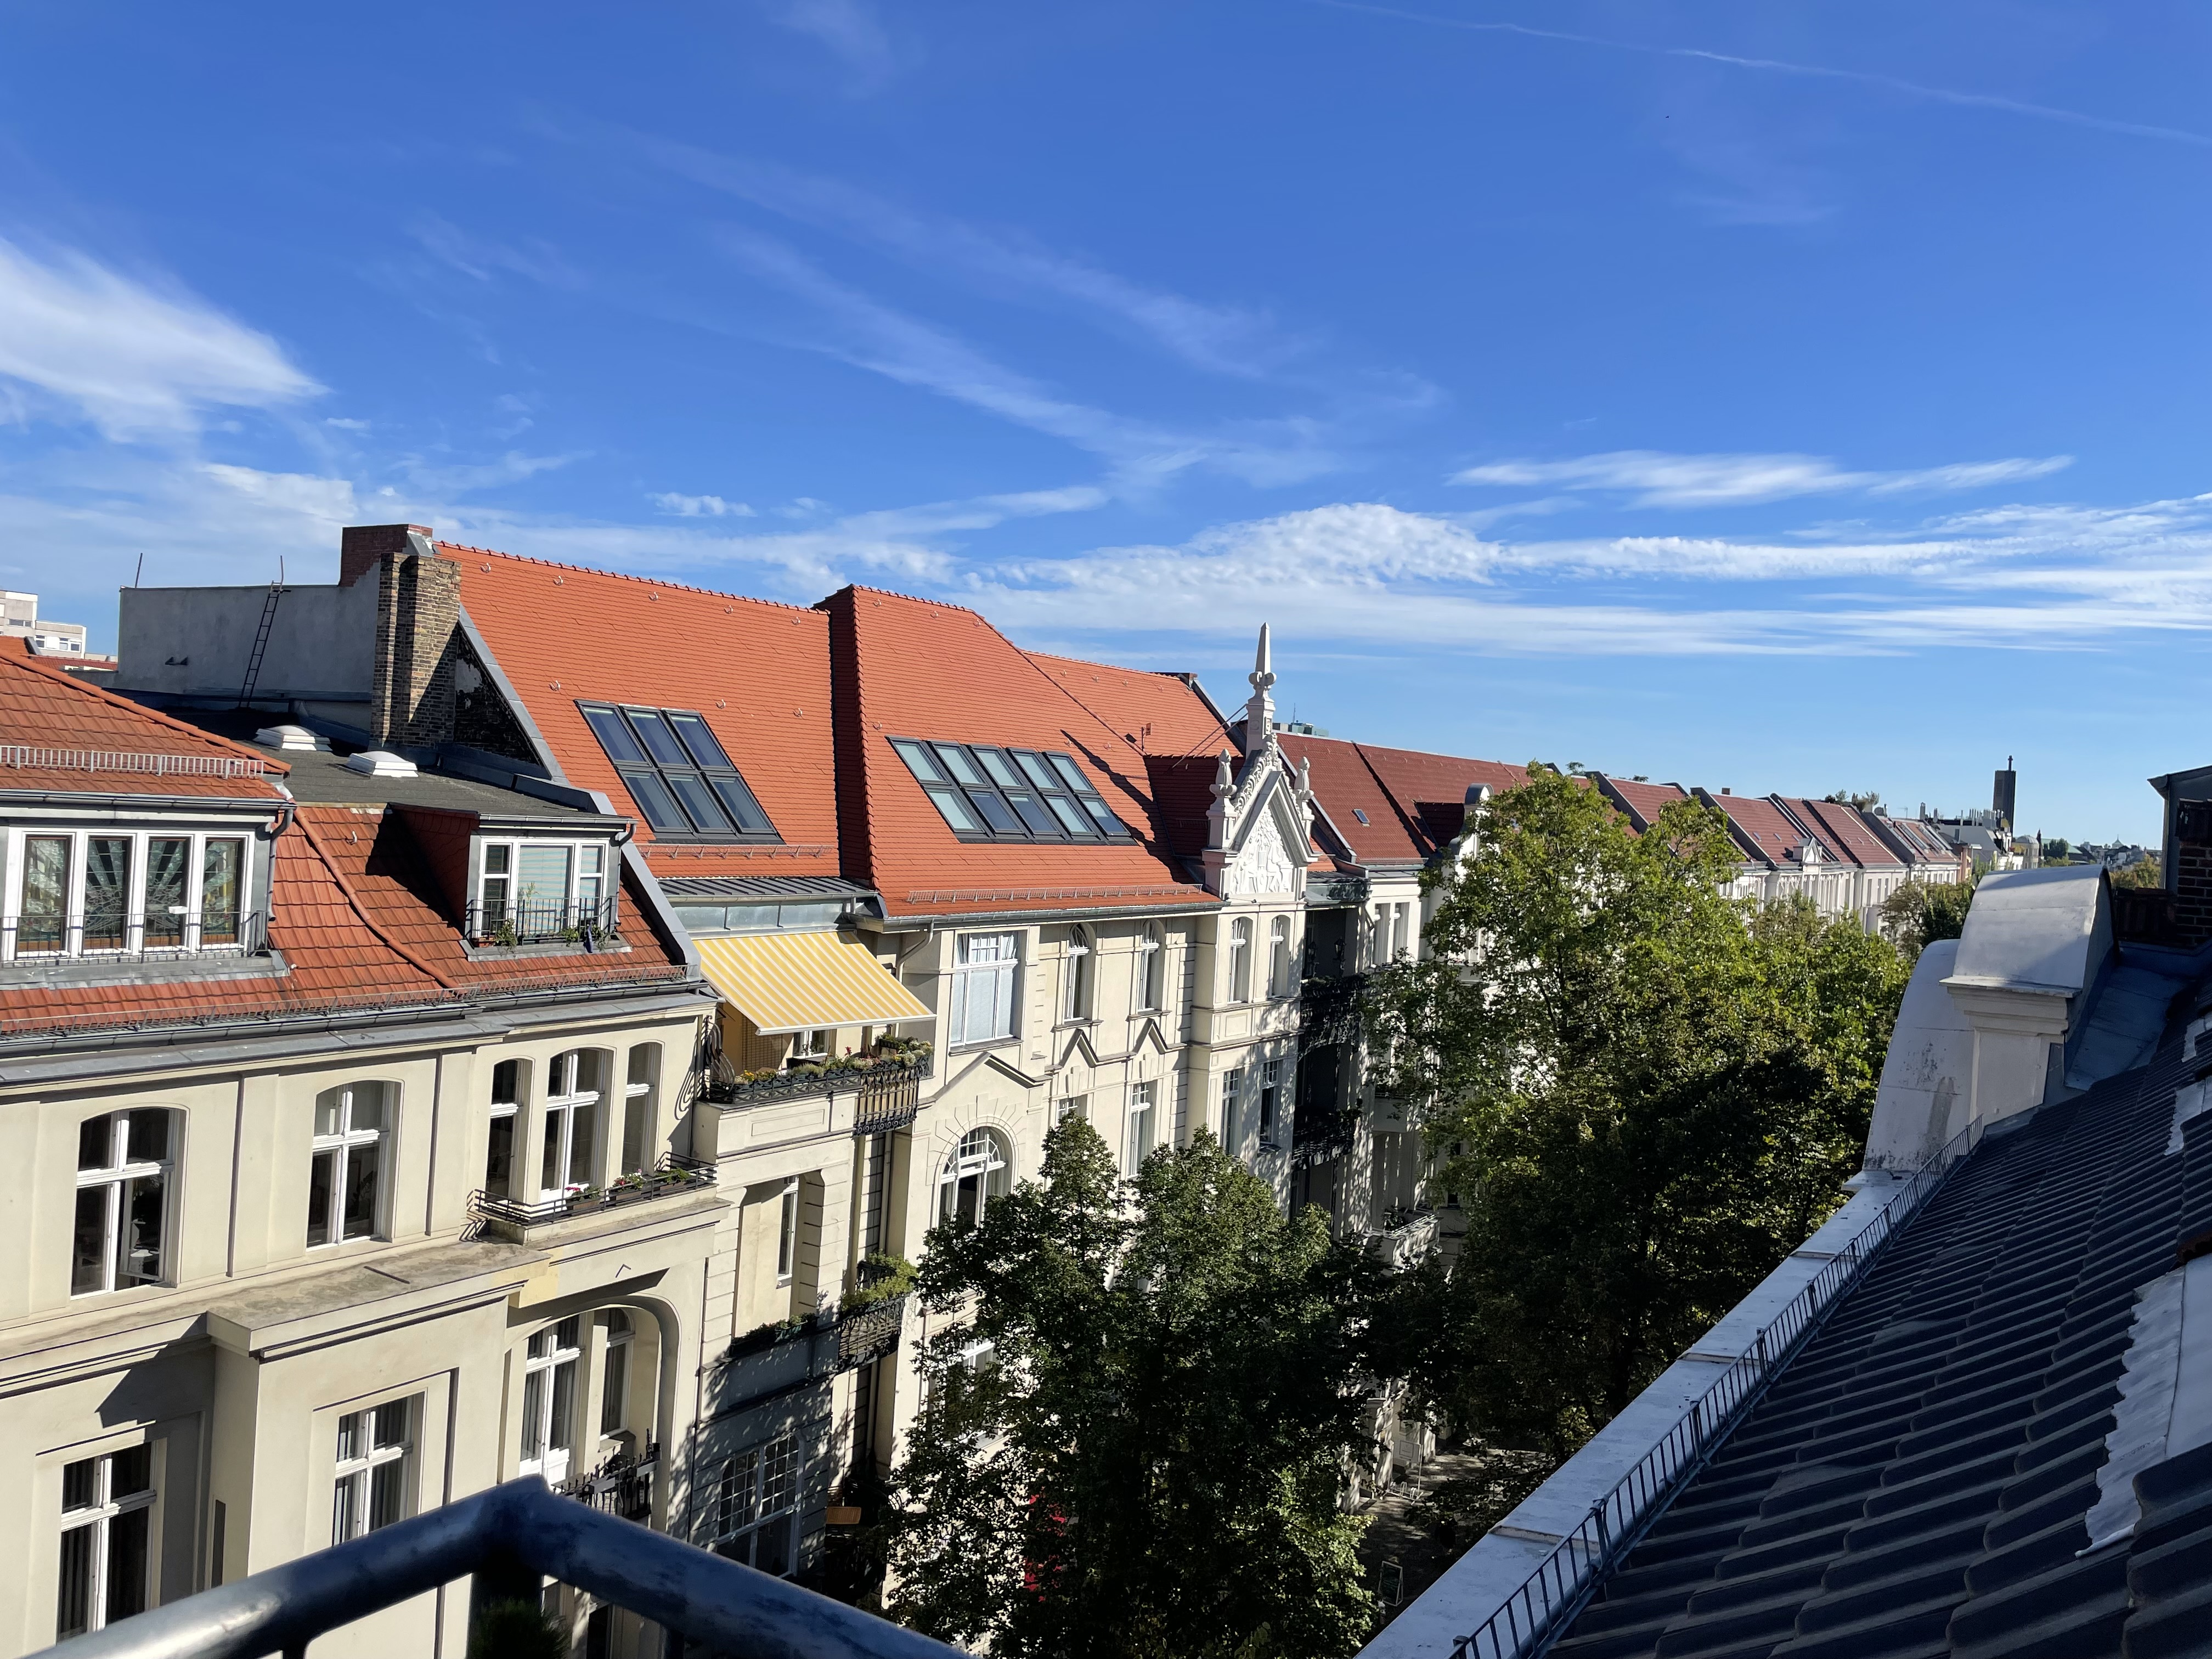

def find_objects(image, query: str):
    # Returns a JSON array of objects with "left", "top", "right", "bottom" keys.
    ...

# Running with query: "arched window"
[
  {"left": 72, "top": 1109, "right": 174, "bottom": 1295},
  {"left": 309, "top": 1082, "right": 389, "bottom": 1247},
  {"left": 938, "top": 1128, "right": 1010, "bottom": 1231},
  {"left": 1227, "top": 917, "right": 1252, "bottom": 1003},
  {"left": 1136, "top": 923, "right": 1166, "bottom": 1012},
  {"left": 1062, "top": 926, "right": 1093, "bottom": 1022},
  {"left": 1268, "top": 917, "right": 1293, "bottom": 997},
  {"left": 540, "top": 1050, "right": 605, "bottom": 1198}
]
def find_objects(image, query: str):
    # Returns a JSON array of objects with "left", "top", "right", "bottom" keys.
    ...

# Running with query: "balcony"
[
  {"left": 24, "top": 1474, "right": 962, "bottom": 1659},
  {"left": 719, "top": 1294, "right": 911, "bottom": 1412},
  {"left": 552, "top": 1442, "right": 657, "bottom": 1522},
  {"left": 702, "top": 1048, "right": 931, "bottom": 1136},
  {"left": 467, "top": 1154, "right": 715, "bottom": 1242},
  {"left": 1365, "top": 1205, "right": 1438, "bottom": 1267},
  {"left": 1297, "top": 972, "right": 1367, "bottom": 1053},
  {"left": 464, "top": 893, "right": 621, "bottom": 949},
  {"left": 2, "top": 908, "right": 268, "bottom": 965}
]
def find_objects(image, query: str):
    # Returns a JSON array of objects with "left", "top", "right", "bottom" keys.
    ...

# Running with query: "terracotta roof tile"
[{"left": 452, "top": 546, "right": 840, "bottom": 873}]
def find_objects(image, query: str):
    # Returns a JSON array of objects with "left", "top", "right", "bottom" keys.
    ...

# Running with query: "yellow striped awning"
[{"left": 694, "top": 931, "right": 932, "bottom": 1034}]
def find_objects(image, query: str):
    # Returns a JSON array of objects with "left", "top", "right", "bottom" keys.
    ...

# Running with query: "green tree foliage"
[
  {"left": 1877, "top": 873, "right": 1978, "bottom": 960},
  {"left": 883, "top": 1121, "right": 1380, "bottom": 1659},
  {"left": 2112, "top": 856, "right": 2163, "bottom": 889},
  {"left": 1364, "top": 768, "right": 1909, "bottom": 1454}
]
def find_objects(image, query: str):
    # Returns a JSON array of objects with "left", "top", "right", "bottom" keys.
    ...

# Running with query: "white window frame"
[
  {"left": 1054, "top": 1094, "right": 1088, "bottom": 1126},
  {"left": 307, "top": 1082, "right": 388, "bottom": 1249},
  {"left": 473, "top": 838, "right": 611, "bottom": 938},
  {"left": 1221, "top": 1067, "right": 1244, "bottom": 1149},
  {"left": 539, "top": 1050, "right": 605, "bottom": 1200},
  {"left": 519, "top": 1316, "right": 584, "bottom": 1485},
  {"left": 331, "top": 1397, "right": 414, "bottom": 1544},
  {"left": 1392, "top": 903, "right": 1412, "bottom": 961},
  {"left": 1227, "top": 917, "right": 1252, "bottom": 1004},
  {"left": 789, "top": 1028, "right": 831, "bottom": 1064},
  {"left": 1061, "top": 927, "right": 1093, "bottom": 1023},
  {"left": 55, "top": 1444, "right": 155, "bottom": 1641},
  {"left": 1268, "top": 917, "right": 1293, "bottom": 998},
  {"left": 1125, "top": 1081, "right": 1156, "bottom": 1175},
  {"left": 5, "top": 826, "right": 252, "bottom": 962},
  {"left": 600, "top": 1311, "right": 634, "bottom": 1437},
  {"left": 486, "top": 1059, "right": 524, "bottom": 1200},
  {"left": 1135, "top": 924, "right": 1165, "bottom": 1012},
  {"left": 947, "top": 932, "right": 1020, "bottom": 1047},
  {"left": 708, "top": 1431, "right": 802, "bottom": 1576},
  {"left": 775, "top": 1180, "right": 800, "bottom": 1284},
  {"left": 938, "top": 1127, "right": 1009, "bottom": 1230},
  {"left": 72, "top": 1110, "right": 173, "bottom": 1298},
  {"left": 1259, "top": 1058, "right": 1283, "bottom": 1135},
  {"left": 620, "top": 1046, "right": 658, "bottom": 1176}
]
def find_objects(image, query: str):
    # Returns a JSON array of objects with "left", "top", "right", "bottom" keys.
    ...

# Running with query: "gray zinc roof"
[{"left": 1546, "top": 990, "right": 2212, "bottom": 1659}]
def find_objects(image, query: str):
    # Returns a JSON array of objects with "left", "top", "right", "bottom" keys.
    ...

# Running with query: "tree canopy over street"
[{"left": 1365, "top": 768, "right": 1910, "bottom": 1452}]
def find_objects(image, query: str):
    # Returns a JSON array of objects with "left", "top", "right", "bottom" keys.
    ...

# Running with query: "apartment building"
[{"left": 0, "top": 640, "right": 723, "bottom": 1659}]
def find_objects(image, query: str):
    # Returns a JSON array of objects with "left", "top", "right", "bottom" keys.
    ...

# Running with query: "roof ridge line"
[
  {"left": 447, "top": 544, "right": 824, "bottom": 618},
  {"left": 0, "top": 650, "right": 291, "bottom": 774}
]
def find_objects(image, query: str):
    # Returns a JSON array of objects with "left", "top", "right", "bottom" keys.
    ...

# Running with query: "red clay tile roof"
[
  {"left": 1598, "top": 777, "right": 1690, "bottom": 832},
  {"left": 0, "top": 638, "right": 289, "bottom": 800},
  {"left": 1022, "top": 652, "right": 1235, "bottom": 762},
  {"left": 1346, "top": 743, "right": 1539, "bottom": 860},
  {"left": 1702, "top": 792, "right": 1830, "bottom": 867},
  {"left": 449, "top": 545, "right": 841, "bottom": 882},
  {"left": 1278, "top": 734, "right": 1424, "bottom": 865},
  {"left": 1785, "top": 797, "right": 1906, "bottom": 871},
  {"left": 821, "top": 587, "right": 1214, "bottom": 919},
  {"left": 0, "top": 804, "right": 685, "bottom": 1040}
]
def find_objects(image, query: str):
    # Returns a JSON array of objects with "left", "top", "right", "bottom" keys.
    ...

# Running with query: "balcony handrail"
[
  {"left": 3, "top": 909, "right": 267, "bottom": 961},
  {"left": 465, "top": 893, "right": 622, "bottom": 947},
  {"left": 703, "top": 1052, "right": 932, "bottom": 1111},
  {"left": 26, "top": 1474, "right": 962, "bottom": 1659},
  {"left": 470, "top": 1153, "right": 715, "bottom": 1233},
  {"left": 0, "top": 743, "right": 276, "bottom": 779},
  {"left": 1440, "top": 1119, "right": 1982, "bottom": 1659}
]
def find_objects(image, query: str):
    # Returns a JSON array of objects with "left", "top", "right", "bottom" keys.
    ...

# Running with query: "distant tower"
[
  {"left": 1993, "top": 755, "right": 2017, "bottom": 830},
  {"left": 1243, "top": 623, "right": 1276, "bottom": 748}
]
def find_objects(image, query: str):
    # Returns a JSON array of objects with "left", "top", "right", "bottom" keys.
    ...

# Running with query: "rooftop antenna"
[{"left": 132, "top": 552, "right": 144, "bottom": 587}]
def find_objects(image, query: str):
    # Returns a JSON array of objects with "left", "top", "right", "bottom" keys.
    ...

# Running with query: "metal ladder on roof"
[{"left": 234, "top": 583, "right": 287, "bottom": 708}]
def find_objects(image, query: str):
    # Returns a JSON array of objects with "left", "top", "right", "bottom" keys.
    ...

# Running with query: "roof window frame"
[
  {"left": 575, "top": 702, "right": 782, "bottom": 845},
  {"left": 887, "top": 736, "right": 1135, "bottom": 844}
]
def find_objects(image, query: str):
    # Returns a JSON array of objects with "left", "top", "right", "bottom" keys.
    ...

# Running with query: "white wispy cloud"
[
  {"left": 634, "top": 138, "right": 1307, "bottom": 380},
  {"left": 1312, "top": 1, "right": 2212, "bottom": 149},
  {"left": 1452, "top": 450, "right": 2073, "bottom": 507},
  {"left": 714, "top": 229, "right": 1340, "bottom": 487},
  {"left": 651, "top": 492, "right": 756, "bottom": 518},
  {"left": 0, "top": 238, "right": 320, "bottom": 438},
  {"left": 409, "top": 215, "right": 585, "bottom": 291},
  {"left": 761, "top": 0, "right": 899, "bottom": 89}
]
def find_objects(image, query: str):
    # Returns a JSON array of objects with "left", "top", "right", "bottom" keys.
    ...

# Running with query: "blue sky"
[{"left": 1, "top": 2, "right": 2205, "bottom": 841}]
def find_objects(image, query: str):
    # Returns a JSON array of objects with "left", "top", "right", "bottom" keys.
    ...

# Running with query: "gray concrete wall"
[{"left": 117, "top": 583, "right": 378, "bottom": 702}]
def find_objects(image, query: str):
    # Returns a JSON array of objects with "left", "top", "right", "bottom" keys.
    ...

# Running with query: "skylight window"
[
  {"left": 1352, "top": 808, "right": 1370, "bottom": 825},
  {"left": 577, "top": 703, "right": 779, "bottom": 842},
  {"left": 890, "top": 738, "right": 1133, "bottom": 843}
]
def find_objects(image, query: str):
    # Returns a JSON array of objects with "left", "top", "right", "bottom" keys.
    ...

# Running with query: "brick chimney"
[
  {"left": 357, "top": 526, "right": 461, "bottom": 751},
  {"left": 341, "top": 523, "right": 433, "bottom": 588}
]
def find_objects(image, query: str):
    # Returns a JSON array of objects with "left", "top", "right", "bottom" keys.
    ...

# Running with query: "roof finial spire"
[{"left": 1244, "top": 622, "right": 1276, "bottom": 747}]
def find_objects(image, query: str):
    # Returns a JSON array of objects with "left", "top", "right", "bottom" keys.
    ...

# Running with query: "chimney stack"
[{"left": 354, "top": 525, "right": 461, "bottom": 751}]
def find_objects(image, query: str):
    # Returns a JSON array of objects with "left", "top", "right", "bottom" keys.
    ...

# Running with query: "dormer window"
[
  {"left": 472, "top": 839, "right": 615, "bottom": 945},
  {"left": 5, "top": 828, "right": 252, "bottom": 962},
  {"left": 576, "top": 702, "right": 780, "bottom": 843}
]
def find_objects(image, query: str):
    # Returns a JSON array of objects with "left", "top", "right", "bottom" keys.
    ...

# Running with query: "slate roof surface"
[
  {"left": 1553, "top": 996, "right": 2212, "bottom": 1659},
  {"left": 450, "top": 545, "right": 843, "bottom": 879},
  {"left": 0, "top": 639, "right": 289, "bottom": 800}
]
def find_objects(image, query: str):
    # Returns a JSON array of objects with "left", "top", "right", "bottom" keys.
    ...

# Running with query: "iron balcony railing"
[
  {"left": 2, "top": 909, "right": 266, "bottom": 963},
  {"left": 1446, "top": 1120, "right": 1983, "bottom": 1659},
  {"left": 468, "top": 1153, "right": 715, "bottom": 1240},
  {"left": 465, "top": 893, "right": 622, "bottom": 948},
  {"left": 725, "top": 1293, "right": 911, "bottom": 1376},
  {"left": 1299, "top": 972, "right": 1367, "bottom": 1053},
  {"left": 25, "top": 1473, "right": 960, "bottom": 1659},
  {"left": 703, "top": 1052, "right": 932, "bottom": 1135},
  {"left": 551, "top": 1442, "right": 658, "bottom": 1522}
]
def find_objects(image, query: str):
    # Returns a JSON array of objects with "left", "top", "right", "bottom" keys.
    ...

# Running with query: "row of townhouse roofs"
[{"left": 0, "top": 522, "right": 1985, "bottom": 1659}]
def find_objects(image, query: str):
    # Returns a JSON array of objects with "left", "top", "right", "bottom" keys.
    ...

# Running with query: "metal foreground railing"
[
  {"left": 30, "top": 1475, "right": 964, "bottom": 1659},
  {"left": 1449, "top": 1121, "right": 1985, "bottom": 1659}
]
